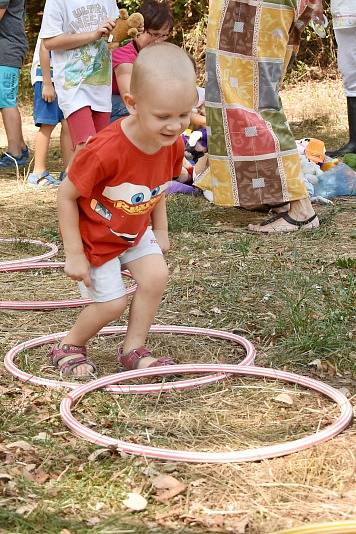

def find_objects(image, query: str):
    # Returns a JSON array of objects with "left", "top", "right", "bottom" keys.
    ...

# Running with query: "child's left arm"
[
  {"left": 39, "top": 40, "right": 56, "bottom": 103},
  {"left": 151, "top": 195, "right": 169, "bottom": 253}
]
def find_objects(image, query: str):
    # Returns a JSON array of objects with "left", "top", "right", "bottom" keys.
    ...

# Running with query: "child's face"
[{"left": 134, "top": 82, "right": 196, "bottom": 148}]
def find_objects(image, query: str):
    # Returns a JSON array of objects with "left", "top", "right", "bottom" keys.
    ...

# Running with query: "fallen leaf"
[
  {"left": 122, "top": 492, "right": 147, "bottom": 511},
  {"left": 16, "top": 503, "right": 37, "bottom": 516},
  {"left": 151, "top": 474, "right": 184, "bottom": 490},
  {"left": 273, "top": 393, "right": 294, "bottom": 406},
  {"left": 7, "top": 440, "right": 34, "bottom": 451},
  {"left": 33, "top": 432, "right": 50, "bottom": 442},
  {"left": 88, "top": 448, "right": 112, "bottom": 462},
  {"left": 152, "top": 474, "right": 187, "bottom": 502}
]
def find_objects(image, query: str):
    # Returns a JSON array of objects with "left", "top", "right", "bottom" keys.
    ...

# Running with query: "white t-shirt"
[
  {"left": 39, "top": 0, "right": 119, "bottom": 118},
  {"left": 331, "top": 0, "right": 356, "bottom": 29},
  {"left": 30, "top": 37, "right": 54, "bottom": 85}
]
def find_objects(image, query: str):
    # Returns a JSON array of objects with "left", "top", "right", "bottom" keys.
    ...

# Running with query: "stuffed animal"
[
  {"left": 300, "top": 154, "right": 324, "bottom": 197},
  {"left": 108, "top": 9, "right": 144, "bottom": 50}
]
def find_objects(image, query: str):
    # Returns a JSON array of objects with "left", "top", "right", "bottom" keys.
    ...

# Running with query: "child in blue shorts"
[
  {"left": 0, "top": 0, "right": 29, "bottom": 169},
  {"left": 28, "top": 37, "right": 73, "bottom": 187}
]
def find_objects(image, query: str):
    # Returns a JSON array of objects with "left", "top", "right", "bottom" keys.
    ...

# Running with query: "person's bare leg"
[
  {"left": 57, "top": 296, "right": 128, "bottom": 375},
  {"left": 248, "top": 197, "right": 319, "bottom": 233},
  {"left": 121, "top": 254, "right": 169, "bottom": 368},
  {"left": 1, "top": 107, "right": 26, "bottom": 156},
  {"left": 60, "top": 119, "right": 74, "bottom": 169},
  {"left": 65, "top": 142, "right": 86, "bottom": 171},
  {"left": 32, "top": 124, "right": 55, "bottom": 173}
]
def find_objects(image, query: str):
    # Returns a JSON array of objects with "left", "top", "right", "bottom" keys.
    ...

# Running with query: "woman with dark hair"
[{"left": 110, "top": 0, "right": 173, "bottom": 122}]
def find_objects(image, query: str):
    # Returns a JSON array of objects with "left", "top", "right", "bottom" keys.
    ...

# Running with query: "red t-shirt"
[
  {"left": 68, "top": 120, "right": 184, "bottom": 267},
  {"left": 112, "top": 40, "right": 138, "bottom": 96}
]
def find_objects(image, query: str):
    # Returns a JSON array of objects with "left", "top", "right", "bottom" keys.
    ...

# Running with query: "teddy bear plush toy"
[{"left": 108, "top": 9, "right": 144, "bottom": 50}]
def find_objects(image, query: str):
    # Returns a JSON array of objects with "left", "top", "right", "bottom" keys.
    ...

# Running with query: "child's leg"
[
  {"left": 56, "top": 296, "right": 128, "bottom": 376},
  {"left": 32, "top": 124, "right": 55, "bottom": 173},
  {"left": 66, "top": 107, "right": 97, "bottom": 164},
  {"left": 53, "top": 256, "right": 128, "bottom": 376},
  {"left": 59, "top": 119, "right": 73, "bottom": 169},
  {"left": 1, "top": 107, "right": 26, "bottom": 157},
  {"left": 121, "top": 254, "right": 169, "bottom": 368}
]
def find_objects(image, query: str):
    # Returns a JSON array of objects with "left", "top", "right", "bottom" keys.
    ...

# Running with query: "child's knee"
[
  {"left": 99, "top": 295, "right": 128, "bottom": 319},
  {"left": 144, "top": 262, "right": 169, "bottom": 291}
]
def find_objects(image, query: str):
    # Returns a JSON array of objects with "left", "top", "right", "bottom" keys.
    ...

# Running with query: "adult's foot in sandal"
[
  {"left": 248, "top": 199, "right": 319, "bottom": 234},
  {"left": 118, "top": 346, "right": 175, "bottom": 370},
  {"left": 50, "top": 343, "right": 97, "bottom": 377},
  {"left": 248, "top": 212, "right": 319, "bottom": 234}
]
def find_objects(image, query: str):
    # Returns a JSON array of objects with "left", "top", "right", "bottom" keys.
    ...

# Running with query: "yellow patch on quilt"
[
  {"left": 218, "top": 55, "right": 254, "bottom": 108},
  {"left": 257, "top": 6, "right": 294, "bottom": 59}
]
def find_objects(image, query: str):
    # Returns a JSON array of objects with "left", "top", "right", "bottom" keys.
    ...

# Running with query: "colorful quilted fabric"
[{"left": 195, "top": 0, "right": 314, "bottom": 207}]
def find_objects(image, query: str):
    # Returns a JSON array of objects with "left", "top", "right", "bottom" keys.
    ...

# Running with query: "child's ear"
[{"left": 123, "top": 92, "right": 137, "bottom": 115}]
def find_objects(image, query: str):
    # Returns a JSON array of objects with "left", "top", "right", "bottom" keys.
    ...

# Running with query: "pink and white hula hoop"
[
  {"left": 60, "top": 364, "right": 353, "bottom": 464},
  {"left": 0, "top": 262, "right": 136, "bottom": 310},
  {"left": 0, "top": 238, "right": 58, "bottom": 267},
  {"left": 4, "top": 325, "right": 256, "bottom": 393}
]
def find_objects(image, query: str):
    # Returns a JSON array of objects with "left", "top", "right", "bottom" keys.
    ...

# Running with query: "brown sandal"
[
  {"left": 50, "top": 343, "right": 97, "bottom": 376},
  {"left": 117, "top": 346, "right": 175, "bottom": 371}
]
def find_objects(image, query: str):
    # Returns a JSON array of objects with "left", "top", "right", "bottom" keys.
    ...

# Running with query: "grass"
[{"left": 0, "top": 77, "right": 355, "bottom": 533}]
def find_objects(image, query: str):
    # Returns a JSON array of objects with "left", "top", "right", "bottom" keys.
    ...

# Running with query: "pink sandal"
[
  {"left": 118, "top": 346, "right": 175, "bottom": 371},
  {"left": 50, "top": 343, "right": 97, "bottom": 376}
]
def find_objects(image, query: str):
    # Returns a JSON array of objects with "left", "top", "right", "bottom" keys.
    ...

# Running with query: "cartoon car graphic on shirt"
[
  {"left": 90, "top": 181, "right": 171, "bottom": 242},
  {"left": 102, "top": 181, "right": 170, "bottom": 214}
]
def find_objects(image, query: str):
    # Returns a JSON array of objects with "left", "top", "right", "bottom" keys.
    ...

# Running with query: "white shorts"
[{"left": 79, "top": 228, "right": 162, "bottom": 302}]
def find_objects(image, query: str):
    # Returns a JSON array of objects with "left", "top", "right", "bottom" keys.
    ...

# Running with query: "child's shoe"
[
  {"left": 118, "top": 346, "right": 175, "bottom": 370},
  {"left": 0, "top": 146, "right": 30, "bottom": 168},
  {"left": 27, "top": 170, "right": 61, "bottom": 187}
]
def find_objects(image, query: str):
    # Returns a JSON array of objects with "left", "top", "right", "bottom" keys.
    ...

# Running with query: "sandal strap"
[
  {"left": 118, "top": 346, "right": 153, "bottom": 370},
  {"left": 280, "top": 212, "right": 317, "bottom": 227},
  {"left": 50, "top": 343, "right": 87, "bottom": 366}
]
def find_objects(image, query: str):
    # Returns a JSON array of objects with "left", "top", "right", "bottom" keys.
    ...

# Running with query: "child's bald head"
[{"left": 130, "top": 42, "right": 196, "bottom": 101}]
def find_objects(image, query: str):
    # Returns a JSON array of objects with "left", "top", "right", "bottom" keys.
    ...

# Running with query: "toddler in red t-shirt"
[{"left": 52, "top": 43, "right": 197, "bottom": 376}]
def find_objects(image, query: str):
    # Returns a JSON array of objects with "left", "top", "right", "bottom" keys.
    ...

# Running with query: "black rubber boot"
[{"left": 326, "top": 96, "right": 356, "bottom": 158}]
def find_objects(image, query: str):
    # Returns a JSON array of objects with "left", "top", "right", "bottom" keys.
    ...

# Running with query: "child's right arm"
[
  {"left": 57, "top": 178, "right": 92, "bottom": 287},
  {"left": 43, "top": 18, "right": 116, "bottom": 51}
]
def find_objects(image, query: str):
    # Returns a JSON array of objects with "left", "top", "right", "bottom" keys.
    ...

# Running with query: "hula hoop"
[
  {"left": 273, "top": 520, "right": 356, "bottom": 534},
  {"left": 4, "top": 325, "right": 255, "bottom": 393},
  {"left": 60, "top": 364, "right": 353, "bottom": 464},
  {"left": 0, "top": 262, "right": 136, "bottom": 310},
  {"left": 0, "top": 238, "right": 58, "bottom": 267}
]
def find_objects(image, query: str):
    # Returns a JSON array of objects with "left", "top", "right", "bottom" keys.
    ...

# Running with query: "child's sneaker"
[
  {"left": 0, "top": 146, "right": 30, "bottom": 169},
  {"left": 27, "top": 170, "right": 61, "bottom": 187}
]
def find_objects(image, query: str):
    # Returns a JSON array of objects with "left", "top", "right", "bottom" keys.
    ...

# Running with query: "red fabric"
[
  {"left": 112, "top": 41, "right": 139, "bottom": 95},
  {"left": 67, "top": 107, "right": 110, "bottom": 147},
  {"left": 68, "top": 119, "right": 184, "bottom": 267}
]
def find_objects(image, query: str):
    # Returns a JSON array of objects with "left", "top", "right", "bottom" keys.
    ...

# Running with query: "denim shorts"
[
  {"left": 0, "top": 66, "right": 20, "bottom": 109},
  {"left": 110, "top": 94, "right": 129, "bottom": 123},
  {"left": 78, "top": 228, "right": 162, "bottom": 302},
  {"left": 33, "top": 81, "right": 64, "bottom": 126}
]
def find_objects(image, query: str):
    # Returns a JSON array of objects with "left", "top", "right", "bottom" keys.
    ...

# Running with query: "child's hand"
[
  {"left": 64, "top": 253, "right": 92, "bottom": 288},
  {"left": 94, "top": 18, "right": 117, "bottom": 40},
  {"left": 42, "top": 82, "right": 56, "bottom": 103},
  {"left": 153, "top": 229, "right": 170, "bottom": 253}
]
